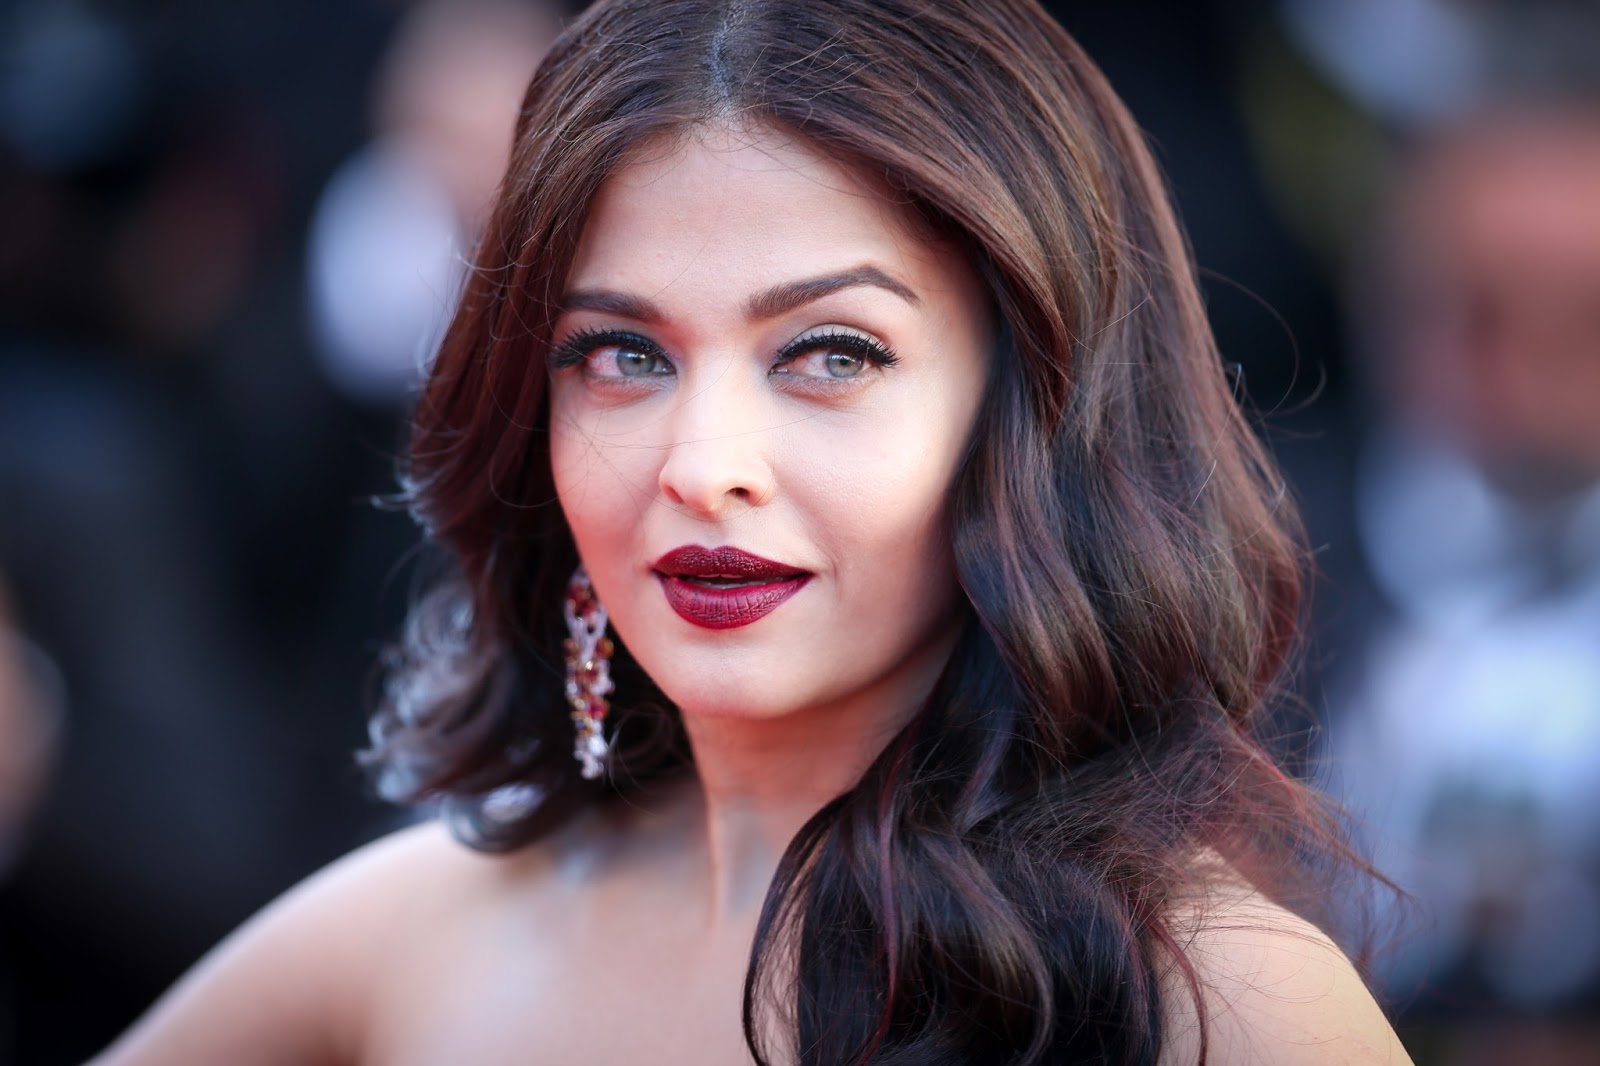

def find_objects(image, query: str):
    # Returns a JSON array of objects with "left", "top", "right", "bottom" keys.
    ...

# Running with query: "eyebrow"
[{"left": 558, "top": 265, "right": 921, "bottom": 324}]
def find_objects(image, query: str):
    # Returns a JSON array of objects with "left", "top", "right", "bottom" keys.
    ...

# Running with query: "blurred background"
[{"left": 0, "top": 0, "right": 1596, "bottom": 1063}]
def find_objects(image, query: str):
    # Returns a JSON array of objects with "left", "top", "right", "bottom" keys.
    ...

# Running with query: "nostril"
[{"left": 656, "top": 441, "right": 774, "bottom": 515}]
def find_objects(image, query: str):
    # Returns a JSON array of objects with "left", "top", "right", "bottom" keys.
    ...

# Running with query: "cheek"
[
  {"left": 548, "top": 399, "right": 653, "bottom": 557},
  {"left": 800, "top": 399, "right": 972, "bottom": 595}
]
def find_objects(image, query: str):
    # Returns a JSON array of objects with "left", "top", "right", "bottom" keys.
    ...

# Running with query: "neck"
[
  {"left": 682, "top": 700, "right": 899, "bottom": 917},
  {"left": 669, "top": 633, "right": 955, "bottom": 928}
]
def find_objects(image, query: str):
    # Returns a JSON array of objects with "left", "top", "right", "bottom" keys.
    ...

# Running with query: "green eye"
[
  {"left": 615, "top": 347, "right": 665, "bottom": 376},
  {"left": 548, "top": 328, "right": 672, "bottom": 381},
  {"left": 825, "top": 351, "right": 866, "bottom": 378},
  {"left": 773, "top": 329, "right": 898, "bottom": 382}
]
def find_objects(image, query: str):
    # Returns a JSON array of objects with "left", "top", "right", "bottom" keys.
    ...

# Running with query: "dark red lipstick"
[{"left": 652, "top": 545, "right": 811, "bottom": 630}]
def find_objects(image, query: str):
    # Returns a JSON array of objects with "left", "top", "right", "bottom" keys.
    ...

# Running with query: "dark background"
[{"left": 3, "top": 1, "right": 1597, "bottom": 1063}]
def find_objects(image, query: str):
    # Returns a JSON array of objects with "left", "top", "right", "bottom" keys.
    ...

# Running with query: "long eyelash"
[
  {"left": 546, "top": 327, "right": 662, "bottom": 370},
  {"left": 775, "top": 331, "right": 900, "bottom": 369}
]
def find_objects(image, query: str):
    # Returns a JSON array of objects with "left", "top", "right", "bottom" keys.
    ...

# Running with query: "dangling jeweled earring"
[{"left": 563, "top": 565, "right": 613, "bottom": 780}]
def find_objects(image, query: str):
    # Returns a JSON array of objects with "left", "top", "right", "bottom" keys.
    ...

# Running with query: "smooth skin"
[{"left": 93, "top": 125, "right": 1413, "bottom": 1066}]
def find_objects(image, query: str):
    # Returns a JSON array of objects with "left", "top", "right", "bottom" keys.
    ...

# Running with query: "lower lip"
[{"left": 656, "top": 573, "right": 810, "bottom": 630}]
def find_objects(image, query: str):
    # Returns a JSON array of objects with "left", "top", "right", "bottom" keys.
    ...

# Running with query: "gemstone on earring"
[{"left": 563, "top": 565, "right": 613, "bottom": 780}]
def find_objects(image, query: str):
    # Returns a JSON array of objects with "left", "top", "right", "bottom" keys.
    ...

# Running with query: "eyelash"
[
  {"left": 545, "top": 328, "right": 900, "bottom": 379},
  {"left": 775, "top": 331, "right": 899, "bottom": 373},
  {"left": 546, "top": 328, "right": 656, "bottom": 372}
]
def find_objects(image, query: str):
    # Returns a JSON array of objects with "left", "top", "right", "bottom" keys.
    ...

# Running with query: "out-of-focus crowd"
[{"left": 0, "top": 1, "right": 1595, "bottom": 1063}]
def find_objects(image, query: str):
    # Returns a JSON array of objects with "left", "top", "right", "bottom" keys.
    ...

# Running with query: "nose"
[{"left": 656, "top": 382, "right": 776, "bottom": 519}]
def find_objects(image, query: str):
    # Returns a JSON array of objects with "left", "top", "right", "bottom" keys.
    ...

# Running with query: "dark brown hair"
[{"left": 364, "top": 1, "right": 1371, "bottom": 1062}]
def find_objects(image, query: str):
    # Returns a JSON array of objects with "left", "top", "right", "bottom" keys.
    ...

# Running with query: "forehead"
[{"left": 565, "top": 123, "right": 959, "bottom": 305}]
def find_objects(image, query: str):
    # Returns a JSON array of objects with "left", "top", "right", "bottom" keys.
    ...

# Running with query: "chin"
[{"left": 647, "top": 660, "right": 821, "bottom": 721}]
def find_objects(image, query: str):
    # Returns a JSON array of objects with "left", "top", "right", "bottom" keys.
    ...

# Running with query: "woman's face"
[{"left": 548, "top": 124, "right": 990, "bottom": 725}]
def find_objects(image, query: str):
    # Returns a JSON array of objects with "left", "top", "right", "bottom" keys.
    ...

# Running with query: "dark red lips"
[{"left": 652, "top": 545, "right": 811, "bottom": 630}]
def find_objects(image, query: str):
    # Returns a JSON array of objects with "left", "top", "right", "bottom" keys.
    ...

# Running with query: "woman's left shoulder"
[{"left": 1158, "top": 866, "right": 1414, "bottom": 1066}]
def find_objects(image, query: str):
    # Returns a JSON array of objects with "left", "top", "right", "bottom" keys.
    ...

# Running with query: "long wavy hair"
[{"left": 364, "top": 1, "right": 1372, "bottom": 1062}]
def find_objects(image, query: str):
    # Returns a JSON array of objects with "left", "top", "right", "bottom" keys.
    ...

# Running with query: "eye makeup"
[
  {"left": 771, "top": 330, "right": 899, "bottom": 379},
  {"left": 548, "top": 325, "right": 899, "bottom": 385},
  {"left": 547, "top": 327, "right": 667, "bottom": 374}
]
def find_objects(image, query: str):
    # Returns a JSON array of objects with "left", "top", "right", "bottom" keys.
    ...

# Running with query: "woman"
[{"left": 97, "top": 1, "right": 1411, "bottom": 1062}]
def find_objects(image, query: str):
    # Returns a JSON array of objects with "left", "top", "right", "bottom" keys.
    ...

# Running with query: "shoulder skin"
[
  {"left": 1159, "top": 879, "right": 1415, "bottom": 1066},
  {"left": 88, "top": 818, "right": 503, "bottom": 1066}
]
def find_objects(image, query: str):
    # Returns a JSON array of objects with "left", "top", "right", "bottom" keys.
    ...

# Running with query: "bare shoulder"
[
  {"left": 90, "top": 817, "right": 532, "bottom": 1066},
  {"left": 1158, "top": 868, "right": 1414, "bottom": 1066}
]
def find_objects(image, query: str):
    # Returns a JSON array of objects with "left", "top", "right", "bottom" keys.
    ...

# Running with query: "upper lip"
[{"left": 652, "top": 545, "right": 809, "bottom": 580}]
